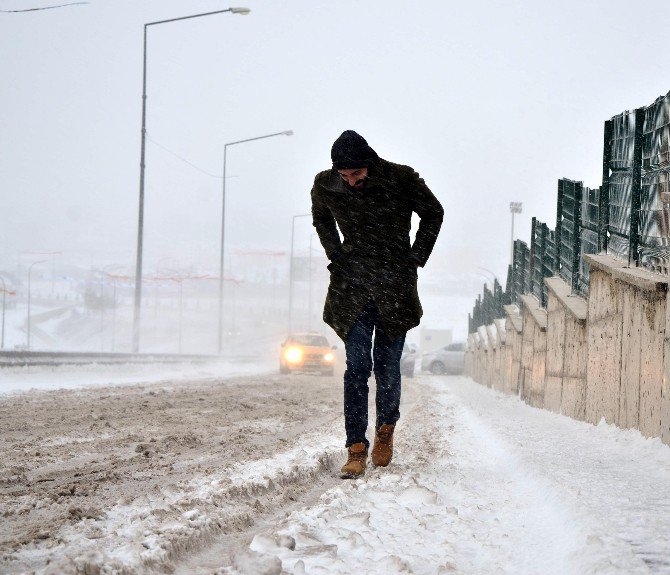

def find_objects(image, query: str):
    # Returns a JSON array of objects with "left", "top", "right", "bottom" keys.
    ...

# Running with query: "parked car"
[
  {"left": 421, "top": 342, "right": 466, "bottom": 375},
  {"left": 400, "top": 343, "right": 416, "bottom": 378},
  {"left": 279, "top": 333, "right": 336, "bottom": 376}
]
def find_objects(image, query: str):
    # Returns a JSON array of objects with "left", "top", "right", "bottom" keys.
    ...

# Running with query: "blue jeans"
[{"left": 343, "top": 299, "right": 406, "bottom": 448}]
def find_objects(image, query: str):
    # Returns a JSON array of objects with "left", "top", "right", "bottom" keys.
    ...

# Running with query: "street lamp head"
[
  {"left": 283, "top": 130, "right": 294, "bottom": 136},
  {"left": 509, "top": 202, "right": 523, "bottom": 214},
  {"left": 229, "top": 7, "right": 251, "bottom": 14}
]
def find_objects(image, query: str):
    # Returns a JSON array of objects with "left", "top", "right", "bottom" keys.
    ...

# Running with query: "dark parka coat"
[{"left": 311, "top": 158, "right": 444, "bottom": 341}]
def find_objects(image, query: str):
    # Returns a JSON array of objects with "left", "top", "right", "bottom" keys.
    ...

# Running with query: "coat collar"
[{"left": 319, "top": 159, "right": 392, "bottom": 195}]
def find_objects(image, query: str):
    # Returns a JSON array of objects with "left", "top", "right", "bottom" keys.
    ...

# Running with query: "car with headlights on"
[
  {"left": 280, "top": 333, "right": 337, "bottom": 376},
  {"left": 421, "top": 342, "right": 466, "bottom": 375}
]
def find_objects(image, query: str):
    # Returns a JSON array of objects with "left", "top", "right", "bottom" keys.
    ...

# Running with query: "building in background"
[{"left": 419, "top": 328, "right": 453, "bottom": 353}]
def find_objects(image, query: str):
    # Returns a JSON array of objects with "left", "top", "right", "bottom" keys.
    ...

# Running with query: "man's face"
[{"left": 337, "top": 167, "right": 368, "bottom": 190}]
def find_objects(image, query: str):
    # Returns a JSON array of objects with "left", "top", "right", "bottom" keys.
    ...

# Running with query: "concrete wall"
[
  {"left": 519, "top": 304, "right": 535, "bottom": 403},
  {"left": 545, "top": 277, "right": 588, "bottom": 420},
  {"left": 561, "top": 308, "right": 588, "bottom": 421},
  {"left": 494, "top": 319, "right": 507, "bottom": 393},
  {"left": 504, "top": 305, "right": 523, "bottom": 396},
  {"left": 485, "top": 324, "right": 500, "bottom": 390},
  {"left": 465, "top": 254, "right": 670, "bottom": 446},
  {"left": 585, "top": 262, "right": 625, "bottom": 426},
  {"left": 584, "top": 255, "right": 668, "bottom": 438},
  {"left": 544, "top": 288, "right": 566, "bottom": 413},
  {"left": 519, "top": 295, "right": 547, "bottom": 408}
]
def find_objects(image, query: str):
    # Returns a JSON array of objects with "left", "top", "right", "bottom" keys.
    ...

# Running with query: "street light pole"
[
  {"left": 308, "top": 234, "right": 315, "bottom": 331},
  {"left": 307, "top": 233, "right": 323, "bottom": 332},
  {"left": 0, "top": 275, "right": 7, "bottom": 349},
  {"left": 27, "top": 260, "right": 47, "bottom": 350},
  {"left": 288, "top": 213, "right": 311, "bottom": 334},
  {"left": 99, "top": 270, "right": 105, "bottom": 352},
  {"left": 217, "top": 129, "right": 293, "bottom": 353},
  {"left": 178, "top": 279, "right": 183, "bottom": 353},
  {"left": 509, "top": 202, "right": 523, "bottom": 264},
  {"left": 111, "top": 276, "right": 117, "bottom": 352},
  {"left": 132, "top": 6, "right": 251, "bottom": 354}
]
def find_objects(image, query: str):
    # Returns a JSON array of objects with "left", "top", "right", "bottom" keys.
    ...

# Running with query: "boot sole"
[{"left": 340, "top": 470, "right": 365, "bottom": 479}]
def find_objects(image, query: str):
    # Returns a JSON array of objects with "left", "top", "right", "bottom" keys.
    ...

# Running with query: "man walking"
[{"left": 311, "top": 130, "right": 443, "bottom": 478}]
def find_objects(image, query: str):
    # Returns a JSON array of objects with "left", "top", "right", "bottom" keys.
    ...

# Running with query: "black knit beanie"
[{"left": 331, "top": 130, "right": 379, "bottom": 169}]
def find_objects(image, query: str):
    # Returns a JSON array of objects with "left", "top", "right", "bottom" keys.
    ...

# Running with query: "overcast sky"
[{"left": 1, "top": 0, "right": 668, "bottom": 284}]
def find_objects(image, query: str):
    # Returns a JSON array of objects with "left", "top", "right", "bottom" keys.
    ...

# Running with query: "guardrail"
[{"left": 0, "top": 351, "right": 227, "bottom": 368}]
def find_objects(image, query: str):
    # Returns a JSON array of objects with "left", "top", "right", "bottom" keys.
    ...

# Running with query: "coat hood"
[{"left": 331, "top": 130, "right": 379, "bottom": 170}]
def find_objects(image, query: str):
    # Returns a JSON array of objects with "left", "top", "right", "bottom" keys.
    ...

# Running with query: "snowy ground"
[
  {"left": 0, "top": 358, "right": 275, "bottom": 395},
  {"left": 1, "top": 372, "right": 670, "bottom": 574}
]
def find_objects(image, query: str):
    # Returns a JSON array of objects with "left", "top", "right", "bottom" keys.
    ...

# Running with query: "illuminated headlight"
[
  {"left": 324, "top": 352, "right": 334, "bottom": 362},
  {"left": 285, "top": 347, "right": 303, "bottom": 364}
]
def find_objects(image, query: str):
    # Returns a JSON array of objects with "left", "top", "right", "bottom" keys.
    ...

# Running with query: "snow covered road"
[
  {"left": 242, "top": 377, "right": 670, "bottom": 575},
  {"left": 1, "top": 373, "right": 669, "bottom": 574}
]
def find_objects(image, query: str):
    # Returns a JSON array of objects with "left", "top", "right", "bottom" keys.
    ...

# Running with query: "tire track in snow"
[
  {"left": 0, "top": 373, "right": 345, "bottom": 574},
  {"left": 434, "top": 390, "right": 589, "bottom": 574},
  {"left": 240, "top": 379, "right": 497, "bottom": 574},
  {"left": 433, "top": 376, "right": 668, "bottom": 574},
  {"left": 42, "top": 420, "right": 345, "bottom": 574}
]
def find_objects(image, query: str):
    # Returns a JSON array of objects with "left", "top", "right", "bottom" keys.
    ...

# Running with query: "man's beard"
[{"left": 350, "top": 178, "right": 367, "bottom": 190}]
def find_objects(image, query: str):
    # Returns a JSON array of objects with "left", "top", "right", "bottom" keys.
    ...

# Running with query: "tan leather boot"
[
  {"left": 340, "top": 442, "right": 368, "bottom": 479},
  {"left": 371, "top": 423, "right": 395, "bottom": 467}
]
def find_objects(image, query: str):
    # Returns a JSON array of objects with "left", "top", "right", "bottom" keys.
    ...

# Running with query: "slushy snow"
[
  {"left": 244, "top": 377, "right": 670, "bottom": 574},
  {"left": 2, "top": 372, "right": 670, "bottom": 574}
]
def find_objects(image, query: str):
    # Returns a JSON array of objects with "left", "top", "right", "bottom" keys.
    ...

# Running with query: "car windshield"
[{"left": 290, "top": 335, "right": 329, "bottom": 347}]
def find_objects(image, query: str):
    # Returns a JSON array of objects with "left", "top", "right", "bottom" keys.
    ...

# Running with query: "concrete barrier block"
[
  {"left": 531, "top": 330, "right": 547, "bottom": 408},
  {"left": 586, "top": 267, "right": 623, "bottom": 425},
  {"left": 562, "top": 315, "right": 587, "bottom": 421},
  {"left": 491, "top": 345, "right": 499, "bottom": 390},
  {"left": 512, "top": 334, "right": 522, "bottom": 395},
  {"left": 583, "top": 254, "right": 629, "bottom": 320},
  {"left": 586, "top": 316, "right": 622, "bottom": 425},
  {"left": 544, "top": 376, "right": 562, "bottom": 413},
  {"left": 639, "top": 291, "right": 665, "bottom": 438},
  {"left": 494, "top": 318, "right": 507, "bottom": 346},
  {"left": 562, "top": 376, "right": 586, "bottom": 420},
  {"left": 663, "top": 291, "right": 670, "bottom": 444},
  {"left": 502, "top": 345, "right": 513, "bottom": 393},
  {"left": 520, "top": 314, "right": 535, "bottom": 404},
  {"left": 662, "top": 390, "right": 670, "bottom": 445},
  {"left": 487, "top": 349, "right": 496, "bottom": 388},
  {"left": 546, "top": 292, "right": 566, "bottom": 376},
  {"left": 587, "top": 267, "right": 622, "bottom": 322},
  {"left": 545, "top": 291, "right": 566, "bottom": 413},
  {"left": 619, "top": 285, "right": 642, "bottom": 429},
  {"left": 485, "top": 324, "right": 499, "bottom": 389},
  {"left": 518, "top": 295, "right": 547, "bottom": 408}
]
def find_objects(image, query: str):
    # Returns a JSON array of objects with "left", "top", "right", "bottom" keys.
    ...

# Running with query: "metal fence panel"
[
  {"left": 610, "top": 110, "right": 637, "bottom": 170},
  {"left": 639, "top": 92, "right": 670, "bottom": 272},
  {"left": 643, "top": 91, "right": 670, "bottom": 172},
  {"left": 556, "top": 179, "right": 583, "bottom": 291},
  {"left": 604, "top": 108, "right": 645, "bottom": 264},
  {"left": 468, "top": 90, "right": 670, "bottom": 337},
  {"left": 530, "top": 218, "right": 557, "bottom": 307},
  {"left": 512, "top": 240, "right": 530, "bottom": 304},
  {"left": 607, "top": 168, "right": 634, "bottom": 259},
  {"left": 579, "top": 186, "right": 601, "bottom": 295}
]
